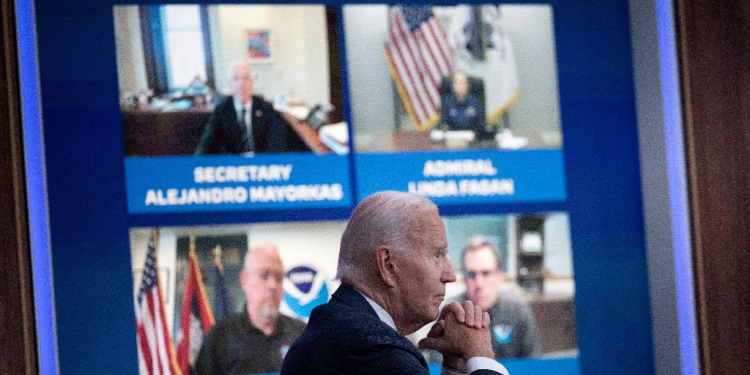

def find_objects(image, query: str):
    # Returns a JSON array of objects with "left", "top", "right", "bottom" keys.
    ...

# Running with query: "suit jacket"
[
  {"left": 280, "top": 283, "right": 502, "bottom": 375},
  {"left": 195, "top": 95, "right": 307, "bottom": 155}
]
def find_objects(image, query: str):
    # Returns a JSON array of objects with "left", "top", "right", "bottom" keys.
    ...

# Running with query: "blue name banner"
[
  {"left": 355, "top": 150, "right": 566, "bottom": 204},
  {"left": 125, "top": 154, "right": 352, "bottom": 213},
  {"left": 429, "top": 357, "right": 579, "bottom": 375}
]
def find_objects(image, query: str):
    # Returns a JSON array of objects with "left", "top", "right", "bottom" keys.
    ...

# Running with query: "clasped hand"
[{"left": 418, "top": 300, "right": 494, "bottom": 373}]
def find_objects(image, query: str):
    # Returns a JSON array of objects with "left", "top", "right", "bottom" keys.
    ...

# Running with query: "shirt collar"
[
  {"left": 233, "top": 97, "right": 253, "bottom": 113},
  {"left": 355, "top": 288, "right": 397, "bottom": 332}
]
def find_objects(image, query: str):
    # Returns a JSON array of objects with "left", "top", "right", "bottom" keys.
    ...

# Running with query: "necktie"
[{"left": 240, "top": 107, "right": 254, "bottom": 153}]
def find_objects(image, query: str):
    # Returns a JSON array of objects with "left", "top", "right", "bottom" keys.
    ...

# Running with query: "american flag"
[
  {"left": 385, "top": 6, "right": 453, "bottom": 131},
  {"left": 136, "top": 229, "right": 183, "bottom": 375},
  {"left": 176, "top": 251, "right": 214, "bottom": 375}
]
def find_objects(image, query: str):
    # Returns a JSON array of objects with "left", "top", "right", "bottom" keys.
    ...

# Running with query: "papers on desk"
[
  {"left": 274, "top": 104, "right": 311, "bottom": 120},
  {"left": 429, "top": 130, "right": 476, "bottom": 142},
  {"left": 428, "top": 129, "right": 529, "bottom": 150},
  {"left": 162, "top": 99, "right": 193, "bottom": 111},
  {"left": 429, "top": 130, "right": 475, "bottom": 149},
  {"left": 496, "top": 129, "right": 529, "bottom": 150},
  {"left": 318, "top": 122, "right": 349, "bottom": 155}
]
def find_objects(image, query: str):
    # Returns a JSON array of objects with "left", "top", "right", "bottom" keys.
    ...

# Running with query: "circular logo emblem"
[
  {"left": 283, "top": 266, "right": 329, "bottom": 320},
  {"left": 493, "top": 323, "right": 514, "bottom": 344}
]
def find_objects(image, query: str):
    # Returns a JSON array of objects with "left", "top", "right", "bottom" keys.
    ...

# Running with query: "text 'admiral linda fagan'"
[{"left": 408, "top": 159, "right": 515, "bottom": 198}]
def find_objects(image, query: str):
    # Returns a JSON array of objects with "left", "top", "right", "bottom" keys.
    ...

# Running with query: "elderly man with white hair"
[
  {"left": 195, "top": 60, "right": 303, "bottom": 155},
  {"left": 281, "top": 191, "right": 509, "bottom": 375}
]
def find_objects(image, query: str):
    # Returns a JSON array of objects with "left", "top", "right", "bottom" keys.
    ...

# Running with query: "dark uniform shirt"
[
  {"left": 195, "top": 312, "right": 306, "bottom": 375},
  {"left": 441, "top": 93, "right": 484, "bottom": 132}
]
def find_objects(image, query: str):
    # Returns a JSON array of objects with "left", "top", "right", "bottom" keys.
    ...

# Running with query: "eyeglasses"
[
  {"left": 254, "top": 270, "right": 284, "bottom": 283},
  {"left": 464, "top": 270, "right": 497, "bottom": 280}
]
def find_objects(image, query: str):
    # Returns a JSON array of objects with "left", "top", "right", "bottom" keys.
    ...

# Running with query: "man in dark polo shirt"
[{"left": 195, "top": 244, "right": 305, "bottom": 375}]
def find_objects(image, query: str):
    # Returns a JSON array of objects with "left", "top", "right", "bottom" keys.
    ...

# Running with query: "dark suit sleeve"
[
  {"left": 265, "top": 109, "right": 290, "bottom": 153},
  {"left": 248, "top": 98, "right": 288, "bottom": 153},
  {"left": 349, "top": 346, "right": 431, "bottom": 375},
  {"left": 195, "top": 116, "right": 217, "bottom": 155},
  {"left": 195, "top": 99, "right": 229, "bottom": 155}
]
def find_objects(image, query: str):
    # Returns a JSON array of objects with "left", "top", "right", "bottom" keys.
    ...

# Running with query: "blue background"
[
  {"left": 33, "top": 0, "right": 652, "bottom": 374},
  {"left": 355, "top": 150, "right": 566, "bottom": 203}
]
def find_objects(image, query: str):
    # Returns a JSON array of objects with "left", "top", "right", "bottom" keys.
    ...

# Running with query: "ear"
[{"left": 375, "top": 245, "right": 397, "bottom": 287}]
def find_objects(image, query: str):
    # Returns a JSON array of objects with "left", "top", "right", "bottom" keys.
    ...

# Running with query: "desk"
[
  {"left": 278, "top": 111, "right": 332, "bottom": 154},
  {"left": 122, "top": 105, "right": 332, "bottom": 156},
  {"left": 355, "top": 130, "right": 559, "bottom": 152},
  {"left": 122, "top": 106, "right": 211, "bottom": 156}
]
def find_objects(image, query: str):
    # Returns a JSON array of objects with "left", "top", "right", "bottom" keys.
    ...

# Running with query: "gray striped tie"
[{"left": 240, "top": 108, "right": 254, "bottom": 153}]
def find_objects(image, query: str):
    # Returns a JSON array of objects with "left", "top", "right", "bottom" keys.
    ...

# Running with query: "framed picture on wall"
[{"left": 247, "top": 29, "right": 273, "bottom": 62}]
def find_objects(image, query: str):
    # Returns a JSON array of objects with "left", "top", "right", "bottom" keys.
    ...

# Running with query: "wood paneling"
[
  {"left": 1, "top": 0, "right": 39, "bottom": 373},
  {"left": 676, "top": 0, "right": 750, "bottom": 373}
]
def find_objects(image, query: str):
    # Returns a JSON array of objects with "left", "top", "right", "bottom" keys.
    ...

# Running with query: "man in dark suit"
[
  {"left": 281, "top": 191, "right": 509, "bottom": 375},
  {"left": 195, "top": 61, "right": 305, "bottom": 155}
]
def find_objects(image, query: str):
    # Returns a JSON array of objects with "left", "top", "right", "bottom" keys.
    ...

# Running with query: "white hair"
[
  {"left": 227, "top": 60, "right": 251, "bottom": 78},
  {"left": 336, "top": 191, "right": 437, "bottom": 282}
]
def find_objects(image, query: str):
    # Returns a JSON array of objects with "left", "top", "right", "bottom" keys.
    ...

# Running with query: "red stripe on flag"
[
  {"left": 391, "top": 12, "right": 433, "bottom": 121},
  {"left": 384, "top": 7, "right": 453, "bottom": 129},
  {"left": 135, "top": 229, "right": 184, "bottom": 375},
  {"left": 177, "top": 252, "right": 215, "bottom": 375},
  {"left": 424, "top": 19, "right": 453, "bottom": 73},
  {"left": 137, "top": 320, "right": 155, "bottom": 375},
  {"left": 387, "top": 35, "right": 426, "bottom": 121},
  {"left": 388, "top": 41, "right": 428, "bottom": 123},
  {"left": 396, "top": 14, "right": 435, "bottom": 113},
  {"left": 413, "top": 30, "right": 442, "bottom": 106}
]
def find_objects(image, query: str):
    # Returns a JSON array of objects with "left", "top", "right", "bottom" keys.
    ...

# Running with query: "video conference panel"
[{"left": 30, "top": 0, "right": 654, "bottom": 374}]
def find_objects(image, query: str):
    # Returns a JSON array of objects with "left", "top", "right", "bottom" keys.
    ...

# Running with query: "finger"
[
  {"left": 418, "top": 336, "right": 445, "bottom": 352},
  {"left": 474, "top": 304, "right": 483, "bottom": 329},
  {"left": 462, "top": 300, "right": 475, "bottom": 327},
  {"left": 482, "top": 311, "right": 490, "bottom": 328},
  {"left": 440, "top": 301, "right": 465, "bottom": 323},
  {"left": 426, "top": 319, "right": 446, "bottom": 338}
]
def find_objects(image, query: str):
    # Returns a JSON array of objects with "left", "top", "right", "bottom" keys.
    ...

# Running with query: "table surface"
[
  {"left": 121, "top": 104, "right": 334, "bottom": 156},
  {"left": 355, "top": 130, "right": 560, "bottom": 153}
]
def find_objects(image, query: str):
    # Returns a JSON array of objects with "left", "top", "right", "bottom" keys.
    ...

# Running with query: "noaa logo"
[
  {"left": 283, "top": 266, "right": 329, "bottom": 320},
  {"left": 493, "top": 323, "right": 513, "bottom": 344}
]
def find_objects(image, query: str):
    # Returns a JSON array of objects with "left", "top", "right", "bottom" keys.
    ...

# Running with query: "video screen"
[
  {"left": 28, "top": 0, "right": 658, "bottom": 371},
  {"left": 344, "top": 4, "right": 561, "bottom": 153},
  {"left": 115, "top": 4, "right": 348, "bottom": 157},
  {"left": 130, "top": 213, "right": 576, "bottom": 374},
  {"left": 114, "top": 5, "right": 355, "bottom": 214}
]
